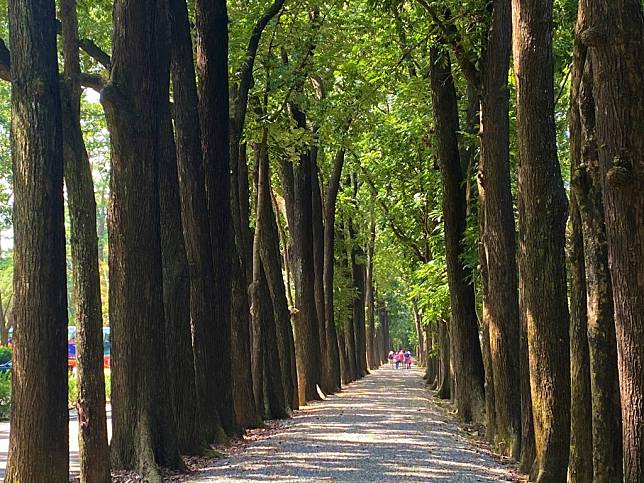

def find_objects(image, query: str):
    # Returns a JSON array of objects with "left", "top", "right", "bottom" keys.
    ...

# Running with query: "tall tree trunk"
[
  {"left": 574, "top": 50, "right": 623, "bottom": 480},
  {"left": 288, "top": 107, "right": 322, "bottom": 403},
  {"left": 583, "top": 1, "right": 644, "bottom": 480},
  {"left": 511, "top": 0, "right": 571, "bottom": 478},
  {"left": 250, "top": 140, "right": 268, "bottom": 417},
  {"left": 341, "top": 226, "right": 358, "bottom": 382},
  {"left": 567, "top": 200, "right": 593, "bottom": 482},
  {"left": 168, "top": 0, "right": 234, "bottom": 437},
  {"left": 479, "top": 206, "right": 496, "bottom": 439},
  {"left": 518, "top": 226, "right": 536, "bottom": 476},
  {"left": 365, "top": 220, "right": 377, "bottom": 370},
  {"left": 195, "top": 0, "right": 237, "bottom": 436},
  {"left": 257, "top": 142, "right": 298, "bottom": 411},
  {"left": 412, "top": 302, "right": 423, "bottom": 368},
  {"left": 567, "top": 29, "right": 593, "bottom": 482},
  {"left": 436, "top": 319, "right": 451, "bottom": 400},
  {"left": 5, "top": 0, "right": 69, "bottom": 478},
  {"left": 351, "top": 237, "right": 368, "bottom": 378},
  {"left": 323, "top": 148, "right": 346, "bottom": 389},
  {"left": 429, "top": 46, "right": 485, "bottom": 422},
  {"left": 479, "top": 0, "right": 521, "bottom": 458},
  {"left": 102, "top": 0, "right": 182, "bottom": 475},
  {"left": 230, "top": 142, "right": 260, "bottom": 427},
  {"left": 259, "top": 264, "right": 289, "bottom": 419},
  {"left": 383, "top": 308, "right": 391, "bottom": 358},
  {"left": 59, "top": 0, "right": 110, "bottom": 479},
  {"left": 481, "top": 310, "right": 497, "bottom": 442},
  {"left": 311, "top": 150, "right": 334, "bottom": 394},
  {"left": 159, "top": 115, "right": 204, "bottom": 455}
]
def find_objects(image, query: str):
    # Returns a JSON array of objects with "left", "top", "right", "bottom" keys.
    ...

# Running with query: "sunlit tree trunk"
[
  {"left": 512, "top": 0, "right": 571, "bottom": 477},
  {"left": 479, "top": 0, "right": 521, "bottom": 458},
  {"left": 429, "top": 46, "right": 485, "bottom": 422},
  {"left": 583, "top": 1, "right": 644, "bottom": 479}
]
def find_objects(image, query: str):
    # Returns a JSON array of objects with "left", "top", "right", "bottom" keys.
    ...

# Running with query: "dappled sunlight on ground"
[{"left": 189, "top": 367, "right": 522, "bottom": 482}]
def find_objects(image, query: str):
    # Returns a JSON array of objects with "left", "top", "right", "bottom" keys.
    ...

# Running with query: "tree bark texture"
[
  {"left": 168, "top": 0, "right": 232, "bottom": 438},
  {"left": 583, "top": 1, "right": 644, "bottom": 480},
  {"left": 365, "top": 220, "right": 377, "bottom": 370},
  {"left": 311, "top": 150, "right": 335, "bottom": 393},
  {"left": 288, "top": 107, "right": 322, "bottom": 403},
  {"left": 251, "top": 136, "right": 289, "bottom": 419},
  {"left": 567, "top": 200, "right": 593, "bottom": 483},
  {"left": 341, "top": 226, "right": 358, "bottom": 383},
  {"left": 479, "top": 0, "right": 521, "bottom": 458},
  {"left": 257, "top": 143, "right": 298, "bottom": 411},
  {"left": 573, "top": 39, "right": 623, "bottom": 479},
  {"left": 567, "top": 32, "right": 593, "bottom": 482},
  {"left": 351, "top": 239, "right": 368, "bottom": 378},
  {"left": 429, "top": 46, "right": 485, "bottom": 422},
  {"left": 518, "top": 224, "right": 536, "bottom": 476},
  {"left": 259, "top": 264, "right": 289, "bottom": 419},
  {"left": 159, "top": 114, "right": 204, "bottom": 455},
  {"left": 511, "top": 0, "right": 571, "bottom": 478},
  {"left": 59, "top": 0, "right": 110, "bottom": 479},
  {"left": 323, "top": 148, "right": 346, "bottom": 388},
  {"left": 229, "top": 141, "right": 257, "bottom": 428},
  {"left": 195, "top": 0, "right": 237, "bottom": 436},
  {"left": 6, "top": 0, "right": 69, "bottom": 478},
  {"left": 102, "top": 0, "right": 182, "bottom": 475},
  {"left": 436, "top": 319, "right": 451, "bottom": 400}
]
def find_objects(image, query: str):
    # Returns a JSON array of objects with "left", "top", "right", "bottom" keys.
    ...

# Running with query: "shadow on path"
[{"left": 190, "top": 367, "right": 521, "bottom": 482}]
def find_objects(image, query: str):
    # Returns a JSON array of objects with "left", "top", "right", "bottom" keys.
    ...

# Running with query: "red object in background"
[{"left": 68, "top": 355, "right": 110, "bottom": 368}]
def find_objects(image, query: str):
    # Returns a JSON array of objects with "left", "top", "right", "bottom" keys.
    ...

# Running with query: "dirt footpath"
[{"left": 188, "top": 367, "right": 523, "bottom": 482}]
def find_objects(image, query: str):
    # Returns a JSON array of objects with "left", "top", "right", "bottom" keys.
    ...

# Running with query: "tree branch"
[
  {"left": 1, "top": 36, "right": 105, "bottom": 90},
  {"left": 0, "top": 38, "right": 11, "bottom": 82},
  {"left": 415, "top": 0, "right": 481, "bottom": 89},
  {"left": 78, "top": 38, "right": 111, "bottom": 70},
  {"left": 360, "top": 166, "right": 429, "bottom": 263},
  {"left": 232, "top": 0, "right": 286, "bottom": 137}
]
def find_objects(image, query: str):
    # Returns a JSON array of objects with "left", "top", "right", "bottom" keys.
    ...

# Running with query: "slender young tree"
[
  {"left": 511, "top": 0, "right": 571, "bottom": 478},
  {"left": 567, "top": 203, "right": 593, "bottom": 481},
  {"left": 58, "top": 0, "right": 110, "bottom": 480},
  {"left": 5, "top": 0, "right": 69, "bottom": 479},
  {"left": 567, "top": 27, "right": 592, "bottom": 482}
]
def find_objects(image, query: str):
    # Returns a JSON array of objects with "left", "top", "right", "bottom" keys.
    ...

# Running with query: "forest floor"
[{"left": 187, "top": 367, "right": 524, "bottom": 482}]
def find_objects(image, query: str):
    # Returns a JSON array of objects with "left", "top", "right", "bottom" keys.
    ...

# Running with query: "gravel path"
[{"left": 189, "top": 367, "right": 521, "bottom": 482}]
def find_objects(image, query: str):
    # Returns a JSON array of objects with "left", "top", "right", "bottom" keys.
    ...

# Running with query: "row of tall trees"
[
  {"left": 396, "top": 0, "right": 642, "bottom": 481},
  {"left": 0, "top": 0, "right": 642, "bottom": 481},
  {"left": 0, "top": 0, "right": 400, "bottom": 480}
]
